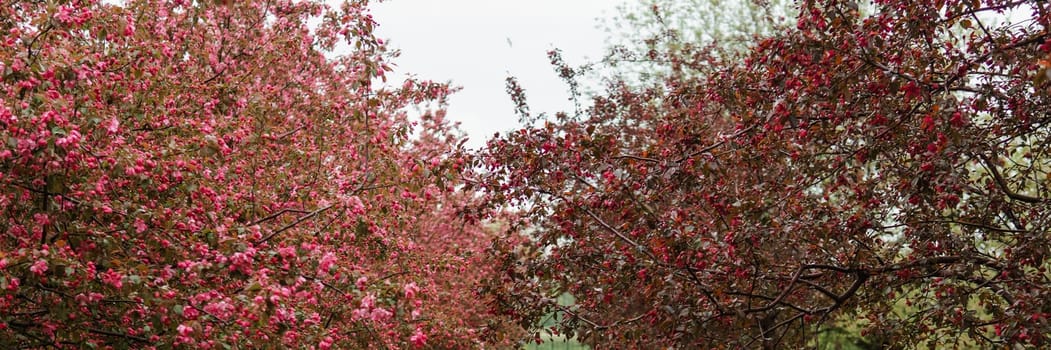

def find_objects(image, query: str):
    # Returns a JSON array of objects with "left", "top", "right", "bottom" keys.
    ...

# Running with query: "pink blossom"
[
  {"left": 347, "top": 195, "right": 365, "bottom": 215},
  {"left": 359, "top": 294, "right": 375, "bottom": 310},
  {"left": 133, "top": 218, "right": 147, "bottom": 233},
  {"left": 32, "top": 213, "right": 50, "bottom": 227},
  {"left": 29, "top": 259, "right": 48, "bottom": 276},
  {"left": 318, "top": 252, "right": 336, "bottom": 275},
  {"left": 277, "top": 246, "right": 296, "bottom": 259},
  {"left": 182, "top": 306, "right": 199, "bottom": 320},
  {"left": 282, "top": 330, "right": 300, "bottom": 344},
  {"left": 369, "top": 307, "right": 392, "bottom": 323},
  {"left": 123, "top": 18, "right": 135, "bottom": 36},
  {"left": 356, "top": 276, "right": 368, "bottom": 290},
  {"left": 100, "top": 268, "right": 123, "bottom": 289},
  {"left": 106, "top": 116, "right": 120, "bottom": 134},
  {"left": 85, "top": 261, "right": 96, "bottom": 276},
  {"left": 55, "top": 5, "right": 74, "bottom": 24},
  {"left": 403, "top": 282, "right": 419, "bottom": 300},
  {"left": 319, "top": 336, "right": 334, "bottom": 350},
  {"left": 410, "top": 328, "right": 427, "bottom": 348},
  {"left": 229, "top": 250, "right": 254, "bottom": 272},
  {"left": 55, "top": 129, "right": 82, "bottom": 148},
  {"left": 0, "top": 105, "right": 15, "bottom": 124},
  {"left": 42, "top": 322, "right": 59, "bottom": 337},
  {"left": 176, "top": 324, "right": 193, "bottom": 340}
]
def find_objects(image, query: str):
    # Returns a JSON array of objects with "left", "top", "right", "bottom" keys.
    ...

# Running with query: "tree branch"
[
  {"left": 86, "top": 328, "right": 151, "bottom": 344},
  {"left": 979, "top": 154, "right": 1047, "bottom": 204},
  {"left": 255, "top": 204, "right": 334, "bottom": 244}
]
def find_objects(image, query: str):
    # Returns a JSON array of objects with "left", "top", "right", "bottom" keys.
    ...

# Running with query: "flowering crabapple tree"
[
  {"left": 481, "top": 0, "right": 1051, "bottom": 348},
  {"left": 0, "top": 0, "right": 518, "bottom": 348}
]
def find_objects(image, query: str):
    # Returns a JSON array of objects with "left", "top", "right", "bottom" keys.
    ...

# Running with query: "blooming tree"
[
  {"left": 0, "top": 0, "right": 516, "bottom": 348},
  {"left": 481, "top": 0, "right": 1051, "bottom": 348}
]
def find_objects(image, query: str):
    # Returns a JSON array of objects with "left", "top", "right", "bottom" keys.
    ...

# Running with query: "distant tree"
[
  {"left": 598, "top": 0, "right": 796, "bottom": 85},
  {"left": 481, "top": 0, "right": 1051, "bottom": 348},
  {"left": 0, "top": 0, "right": 519, "bottom": 348}
]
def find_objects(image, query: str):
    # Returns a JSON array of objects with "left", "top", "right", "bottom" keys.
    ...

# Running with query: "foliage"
[
  {"left": 0, "top": 0, "right": 519, "bottom": 348},
  {"left": 598, "top": 0, "right": 796, "bottom": 85},
  {"left": 481, "top": 0, "right": 1051, "bottom": 348}
]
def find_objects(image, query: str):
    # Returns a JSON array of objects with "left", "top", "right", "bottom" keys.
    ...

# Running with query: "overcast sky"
[{"left": 370, "top": 0, "right": 623, "bottom": 149}]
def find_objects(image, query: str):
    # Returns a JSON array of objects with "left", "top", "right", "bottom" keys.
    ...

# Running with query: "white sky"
[{"left": 370, "top": 0, "right": 623, "bottom": 149}]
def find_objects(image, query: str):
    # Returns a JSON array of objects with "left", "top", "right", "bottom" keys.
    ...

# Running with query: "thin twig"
[
  {"left": 979, "top": 154, "right": 1046, "bottom": 204},
  {"left": 255, "top": 205, "right": 334, "bottom": 244}
]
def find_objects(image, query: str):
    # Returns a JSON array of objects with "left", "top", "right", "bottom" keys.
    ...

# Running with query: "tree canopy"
[
  {"left": 481, "top": 0, "right": 1051, "bottom": 348},
  {"left": 3, "top": 0, "right": 1051, "bottom": 349},
  {"left": 0, "top": 0, "right": 518, "bottom": 348}
]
